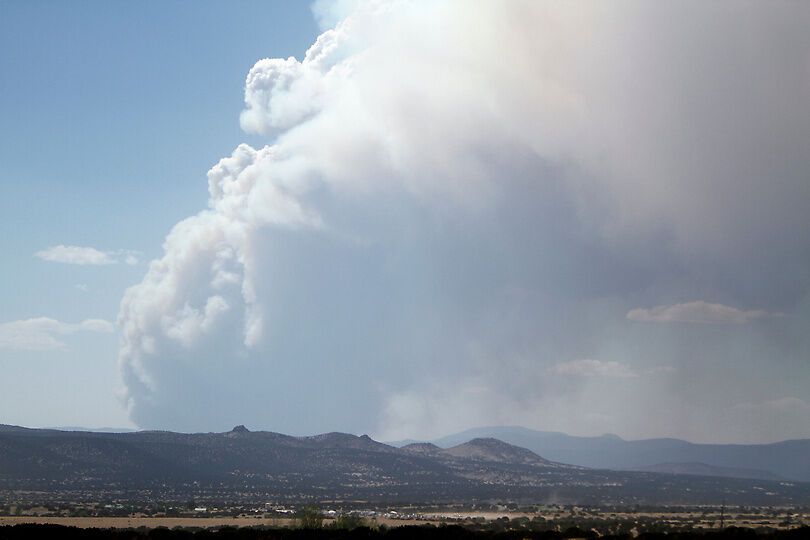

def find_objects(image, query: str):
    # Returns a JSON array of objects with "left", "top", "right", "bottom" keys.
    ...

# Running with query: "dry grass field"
[
  {"left": 0, "top": 516, "right": 441, "bottom": 529},
  {"left": 0, "top": 509, "right": 805, "bottom": 531},
  {"left": 0, "top": 516, "right": 292, "bottom": 529}
]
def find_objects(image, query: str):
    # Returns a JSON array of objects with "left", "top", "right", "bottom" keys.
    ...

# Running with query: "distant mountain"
[
  {"left": 401, "top": 442, "right": 443, "bottom": 457},
  {"left": 426, "top": 426, "right": 810, "bottom": 482},
  {"left": 45, "top": 426, "right": 138, "bottom": 433},
  {"left": 636, "top": 462, "right": 784, "bottom": 482},
  {"left": 441, "top": 438, "right": 560, "bottom": 467},
  {"left": 399, "top": 438, "right": 568, "bottom": 470},
  {"left": 1, "top": 424, "right": 809, "bottom": 506}
]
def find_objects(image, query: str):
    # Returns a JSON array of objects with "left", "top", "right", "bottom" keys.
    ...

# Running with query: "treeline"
[{"left": 2, "top": 525, "right": 810, "bottom": 540}]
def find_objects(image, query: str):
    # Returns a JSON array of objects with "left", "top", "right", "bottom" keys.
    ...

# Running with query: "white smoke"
[{"left": 118, "top": 0, "right": 810, "bottom": 441}]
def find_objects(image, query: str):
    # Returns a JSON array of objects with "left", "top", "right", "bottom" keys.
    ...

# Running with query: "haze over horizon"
[{"left": 2, "top": 0, "right": 809, "bottom": 446}]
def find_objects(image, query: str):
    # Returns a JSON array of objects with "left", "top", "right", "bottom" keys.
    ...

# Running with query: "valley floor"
[{"left": 0, "top": 507, "right": 807, "bottom": 533}]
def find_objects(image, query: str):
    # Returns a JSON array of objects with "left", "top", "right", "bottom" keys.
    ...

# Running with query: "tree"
[
  {"left": 296, "top": 505, "right": 323, "bottom": 529},
  {"left": 330, "top": 513, "right": 366, "bottom": 530}
]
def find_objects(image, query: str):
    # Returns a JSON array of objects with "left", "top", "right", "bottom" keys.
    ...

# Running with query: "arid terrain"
[{"left": 1, "top": 506, "right": 807, "bottom": 533}]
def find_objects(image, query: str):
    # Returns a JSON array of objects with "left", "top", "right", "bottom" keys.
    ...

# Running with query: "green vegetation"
[
  {"left": 328, "top": 514, "right": 366, "bottom": 530},
  {"left": 296, "top": 505, "right": 323, "bottom": 529}
]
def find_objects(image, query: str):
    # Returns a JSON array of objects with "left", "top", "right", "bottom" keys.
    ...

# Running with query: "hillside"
[
  {"left": 1, "top": 425, "right": 809, "bottom": 506},
  {"left": 636, "top": 462, "right": 784, "bottom": 482}
]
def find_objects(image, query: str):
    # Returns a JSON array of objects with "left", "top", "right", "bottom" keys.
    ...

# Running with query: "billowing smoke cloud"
[{"left": 118, "top": 0, "right": 810, "bottom": 442}]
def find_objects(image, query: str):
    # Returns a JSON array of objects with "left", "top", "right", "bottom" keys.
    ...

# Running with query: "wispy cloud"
[
  {"left": 627, "top": 301, "right": 783, "bottom": 324},
  {"left": 0, "top": 317, "right": 114, "bottom": 351},
  {"left": 35, "top": 245, "right": 141, "bottom": 266},
  {"left": 551, "top": 359, "right": 638, "bottom": 379}
]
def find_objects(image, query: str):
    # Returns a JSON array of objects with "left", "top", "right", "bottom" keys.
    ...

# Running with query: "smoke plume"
[{"left": 118, "top": 0, "right": 810, "bottom": 442}]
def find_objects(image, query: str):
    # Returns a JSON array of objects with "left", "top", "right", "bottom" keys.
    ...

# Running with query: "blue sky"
[
  {"left": 0, "top": 1, "right": 318, "bottom": 428},
  {"left": 1, "top": 1, "right": 809, "bottom": 443}
]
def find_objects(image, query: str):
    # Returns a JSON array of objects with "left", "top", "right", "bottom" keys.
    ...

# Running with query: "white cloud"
[
  {"left": 551, "top": 359, "right": 638, "bottom": 379},
  {"left": 36, "top": 245, "right": 115, "bottom": 265},
  {"left": 35, "top": 245, "right": 141, "bottom": 266},
  {"left": 627, "top": 301, "right": 783, "bottom": 324},
  {"left": 75, "top": 284, "right": 89, "bottom": 293},
  {"left": 0, "top": 317, "right": 114, "bottom": 351}
]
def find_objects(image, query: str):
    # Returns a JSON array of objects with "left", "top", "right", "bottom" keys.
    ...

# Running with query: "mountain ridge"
[
  {"left": 1, "top": 424, "right": 809, "bottom": 506},
  {"left": 637, "top": 462, "right": 785, "bottom": 482},
  {"left": 422, "top": 426, "right": 810, "bottom": 482}
]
